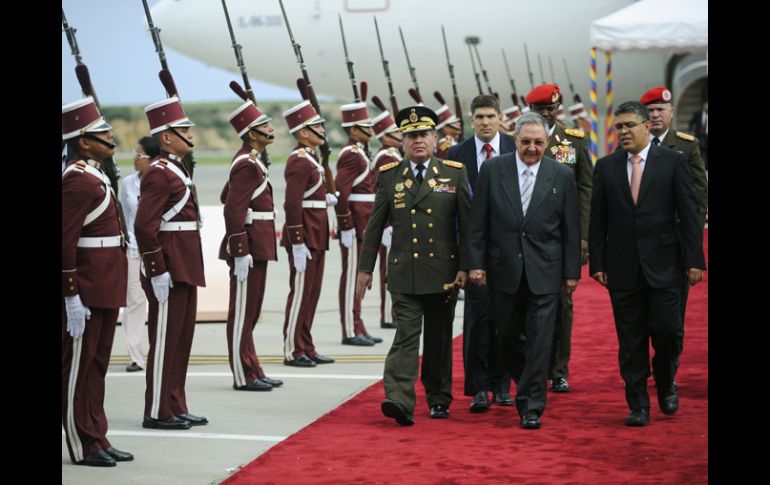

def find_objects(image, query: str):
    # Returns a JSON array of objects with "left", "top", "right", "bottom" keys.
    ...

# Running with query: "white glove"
[
  {"left": 340, "top": 229, "right": 355, "bottom": 248},
  {"left": 381, "top": 226, "right": 393, "bottom": 248},
  {"left": 151, "top": 271, "right": 174, "bottom": 303},
  {"left": 234, "top": 254, "right": 253, "bottom": 282},
  {"left": 326, "top": 191, "right": 339, "bottom": 206},
  {"left": 65, "top": 295, "right": 91, "bottom": 338},
  {"left": 292, "top": 244, "right": 312, "bottom": 273}
]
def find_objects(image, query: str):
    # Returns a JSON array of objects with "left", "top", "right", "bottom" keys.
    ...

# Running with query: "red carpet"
[{"left": 224, "top": 232, "right": 708, "bottom": 484}]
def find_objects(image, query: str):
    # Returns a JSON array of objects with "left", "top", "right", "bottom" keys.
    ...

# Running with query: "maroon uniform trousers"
[
  {"left": 334, "top": 142, "right": 376, "bottom": 338},
  {"left": 219, "top": 147, "right": 277, "bottom": 386},
  {"left": 373, "top": 147, "right": 402, "bottom": 325},
  {"left": 61, "top": 159, "right": 127, "bottom": 463},
  {"left": 280, "top": 145, "right": 329, "bottom": 361},
  {"left": 135, "top": 152, "right": 205, "bottom": 420}
]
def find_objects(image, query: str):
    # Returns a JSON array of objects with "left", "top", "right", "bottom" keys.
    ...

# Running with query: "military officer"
[
  {"left": 356, "top": 106, "right": 471, "bottom": 426},
  {"left": 370, "top": 109, "right": 404, "bottom": 329},
  {"left": 526, "top": 83, "right": 593, "bottom": 393},
  {"left": 219, "top": 100, "right": 284, "bottom": 391},
  {"left": 62, "top": 96, "right": 133, "bottom": 466},
  {"left": 281, "top": 100, "right": 336, "bottom": 367},
  {"left": 135, "top": 96, "right": 208, "bottom": 430},
  {"left": 334, "top": 102, "right": 382, "bottom": 346},
  {"left": 434, "top": 104, "right": 462, "bottom": 159}
]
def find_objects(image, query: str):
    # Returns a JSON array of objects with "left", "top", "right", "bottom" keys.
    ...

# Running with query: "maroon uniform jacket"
[
  {"left": 280, "top": 145, "right": 330, "bottom": 251},
  {"left": 134, "top": 152, "right": 206, "bottom": 286},
  {"left": 62, "top": 160, "right": 127, "bottom": 308},
  {"left": 218, "top": 145, "right": 278, "bottom": 262},
  {"left": 334, "top": 141, "right": 376, "bottom": 235}
]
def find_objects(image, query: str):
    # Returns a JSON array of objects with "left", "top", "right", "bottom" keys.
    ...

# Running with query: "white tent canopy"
[{"left": 590, "top": 0, "right": 708, "bottom": 52}]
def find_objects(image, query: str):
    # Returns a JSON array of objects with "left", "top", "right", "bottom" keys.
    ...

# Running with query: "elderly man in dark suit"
[
  {"left": 468, "top": 111, "right": 581, "bottom": 429},
  {"left": 447, "top": 94, "right": 517, "bottom": 413},
  {"left": 589, "top": 101, "right": 705, "bottom": 427}
]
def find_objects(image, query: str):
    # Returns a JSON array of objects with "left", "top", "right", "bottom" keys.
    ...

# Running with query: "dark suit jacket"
[
  {"left": 589, "top": 145, "right": 705, "bottom": 291},
  {"left": 447, "top": 133, "right": 516, "bottom": 190},
  {"left": 467, "top": 154, "right": 581, "bottom": 295}
]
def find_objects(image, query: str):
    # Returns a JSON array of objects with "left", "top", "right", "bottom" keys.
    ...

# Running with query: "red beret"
[
  {"left": 525, "top": 84, "right": 561, "bottom": 105},
  {"left": 640, "top": 87, "right": 673, "bottom": 105}
]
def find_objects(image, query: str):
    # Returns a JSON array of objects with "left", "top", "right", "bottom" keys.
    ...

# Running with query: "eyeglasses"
[
  {"left": 132, "top": 150, "right": 151, "bottom": 159},
  {"left": 613, "top": 121, "right": 647, "bottom": 132}
]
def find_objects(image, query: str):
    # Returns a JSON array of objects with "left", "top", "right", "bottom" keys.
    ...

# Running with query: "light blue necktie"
[{"left": 521, "top": 168, "right": 534, "bottom": 215}]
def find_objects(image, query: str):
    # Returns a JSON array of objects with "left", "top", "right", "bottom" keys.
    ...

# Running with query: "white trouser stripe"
[
  {"left": 284, "top": 270, "right": 304, "bottom": 360},
  {"left": 232, "top": 278, "right": 248, "bottom": 387},
  {"left": 151, "top": 300, "right": 169, "bottom": 419},
  {"left": 66, "top": 336, "right": 84, "bottom": 462},
  {"left": 382, "top": 246, "right": 392, "bottom": 321},
  {"left": 344, "top": 239, "right": 356, "bottom": 337}
]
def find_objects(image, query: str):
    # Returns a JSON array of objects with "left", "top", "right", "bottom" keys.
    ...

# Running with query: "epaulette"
[
  {"left": 676, "top": 131, "right": 696, "bottom": 142},
  {"left": 296, "top": 148, "right": 308, "bottom": 158},
  {"left": 379, "top": 161, "right": 400, "bottom": 172},
  {"left": 442, "top": 159, "right": 464, "bottom": 169},
  {"left": 74, "top": 160, "right": 88, "bottom": 172},
  {"left": 387, "top": 147, "right": 397, "bottom": 155},
  {"left": 439, "top": 137, "right": 454, "bottom": 150},
  {"left": 564, "top": 128, "right": 585, "bottom": 139}
]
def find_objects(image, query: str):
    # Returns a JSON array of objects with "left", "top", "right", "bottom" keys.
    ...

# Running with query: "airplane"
[{"left": 150, "top": 0, "right": 706, "bottom": 124}]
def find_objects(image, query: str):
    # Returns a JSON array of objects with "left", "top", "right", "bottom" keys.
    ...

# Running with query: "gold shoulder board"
[
  {"left": 676, "top": 131, "right": 696, "bottom": 142},
  {"left": 379, "top": 161, "right": 400, "bottom": 172},
  {"left": 565, "top": 128, "right": 585, "bottom": 138},
  {"left": 442, "top": 159, "right": 464, "bottom": 169}
]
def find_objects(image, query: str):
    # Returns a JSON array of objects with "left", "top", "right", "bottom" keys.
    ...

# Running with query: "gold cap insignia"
[{"left": 409, "top": 109, "right": 418, "bottom": 123}]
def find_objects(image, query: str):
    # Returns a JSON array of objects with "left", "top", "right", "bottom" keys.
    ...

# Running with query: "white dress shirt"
[
  {"left": 119, "top": 171, "right": 142, "bottom": 257},
  {"left": 515, "top": 152, "right": 541, "bottom": 192},
  {"left": 474, "top": 132, "right": 501, "bottom": 174}
]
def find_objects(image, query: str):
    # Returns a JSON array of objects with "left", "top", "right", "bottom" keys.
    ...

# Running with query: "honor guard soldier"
[
  {"left": 62, "top": 97, "right": 133, "bottom": 466},
  {"left": 219, "top": 100, "right": 284, "bottom": 391},
  {"left": 371, "top": 110, "right": 404, "bottom": 329},
  {"left": 335, "top": 102, "right": 382, "bottom": 346},
  {"left": 135, "top": 96, "right": 208, "bottom": 430},
  {"left": 434, "top": 104, "right": 462, "bottom": 159},
  {"left": 499, "top": 105, "right": 522, "bottom": 136},
  {"left": 568, "top": 100, "right": 593, "bottom": 134},
  {"left": 526, "top": 84, "right": 593, "bottom": 393},
  {"left": 356, "top": 106, "right": 471, "bottom": 425},
  {"left": 640, "top": 86, "right": 709, "bottom": 382},
  {"left": 281, "top": 101, "right": 336, "bottom": 367}
]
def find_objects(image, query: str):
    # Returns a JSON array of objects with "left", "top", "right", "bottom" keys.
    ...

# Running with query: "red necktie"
[{"left": 483, "top": 143, "right": 494, "bottom": 160}]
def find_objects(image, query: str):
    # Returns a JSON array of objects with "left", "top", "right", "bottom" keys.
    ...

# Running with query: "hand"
[
  {"left": 355, "top": 271, "right": 373, "bottom": 300},
  {"left": 581, "top": 240, "right": 589, "bottom": 266},
  {"left": 564, "top": 278, "right": 580, "bottom": 295},
  {"left": 340, "top": 229, "right": 355, "bottom": 248},
  {"left": 469, "top": 269, "right": 487, "bottom": 286},
  {"left": 65, "top": 294, "right": 91, "bottom": 338},
  {"left": 453, "top": 271, "right": 469, "bottom": 289},
  {"left": 381, "top": 226, "right": 393, "bottom": 248},
  {"left": 234, "top": 254, "right": 253, "bottom": 282},
  {"left": 591, "top": 271, "right": 607, "bottom": 287},
  {"left": 151, "top": 271, "right": 174, "bottom": 303},
  {"left": 326, "top": 192, "right": 339, "bottom": 206},
  {"left": 292, "top": 244, "right": 312, "bottom": 273},
  {"left": 688, "top": 268, "right": 704, "bottom": 286}
]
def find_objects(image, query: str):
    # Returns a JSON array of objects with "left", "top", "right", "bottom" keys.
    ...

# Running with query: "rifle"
[
  {"left": 338, "top": 14, "right": 371, "bottom": 159},
  {"left": 523, "top": 43, "right": 535, "bottom": 90},
  {"left": 502, "top": 48, "right": 520, "bottom": 107},
  {"left": 465, "top": 36, "right": 483, "bottom": 95},
  {"left": 220, "top": 0, "right": 271, "bottom": 165},
  {"left": 441, "top": 26, "right": 463, "bottom": 140},
  {"left": 548, "top": 55, "right": 556, "bottom": 85},
  {"left": 471, "top": 41, "right": 495, "bottom": 97},
  {"left": 399, "top": 27, "right": 421, "bottom": 102},
  {"left": 537, "top": 52, "right": 546, "bottom": 84},
  {"left": 141, "top": 0, "right": 196, "bottom": 177},
  {"left": 374, "top": 17, "right": 398, "bottom": 114},
  {"left": 62, "top": 8, "right": 128, "bottom": 237},
  {"left": 563, "top": 57, "right": 582, "bottom": 104},
  {"left": 277, "top": 0, "right": 335, "bottom": 194}
]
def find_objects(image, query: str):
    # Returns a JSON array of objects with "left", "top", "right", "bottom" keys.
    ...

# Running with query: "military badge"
[
  {"left": 428, "top": 178, "right": 436, "bottom": 188},
  {"left": 437, "top": 178, "right": 451, "bottom": 182},
  {"left": 432, "top": 165, "right": 439, "bottom": 174},
  {"left": 405, "top": 179, "right": 413, "bottom": 189},
  {"left": 394, "top": 203, "right": 406, "bottom": 209},
  {"left": 394, "top": 192, "right": 405, "bottom": 199},
  {"left": 433, "top": 184, "right": 456, "bottom": 193},
  {"left": 395, "top": 182, "right": 404, "bottom": 192},
  {"left": 409, "top": 109, "right": 418, "bottom": 122}
]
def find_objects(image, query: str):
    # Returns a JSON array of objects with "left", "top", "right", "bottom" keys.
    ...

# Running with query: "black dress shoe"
[
  {"left": 363, "top": 333, "right": 383, "bottom": 343},
  {"left": 283, "top": 356, "right": 317, "bottom": 367},
  {"left": 493, "top": 392, "right": 514, "bottom": 406},
  {"left": 430, "top": 404, "right": 450, "bottom": 419},
  {"left": 381, "top": 399, "right": 414, "bottom": 426},
  {"left": 624, "top": 408, "right": 650, "bottom": 427},
  {"left": 520, "top": 411, "right": 541, "bottom": 429},
  {"left": 310, "top": 354, "right": 335, "bottom": 364},
  {"left": 142, "top": 415, "right": 191, "bottom": 430},
  {"left": 234, "top": 379, "right": 272, "bottom": 391},
  {"left": 551, "top": 377, "right": 570, "bottom": 393},
  {"left": 261, "top": 376, "right": 283, "bottom": 387},
  {"left": 342, "top": 335, "right": 375, "bottom": 346},
  {"left": 79, "top": 449, "right": 116, "bottom": 467},
  {"left": 380, "top": 321, "right": 397, "bottom": 329},
  {"left": 658, "top": 384, "right": 679, "bottom": 415},
  {"left": 176, "top": 412, "right": 208, "bottom": 426},
  {"left": 469, "top": 392, "right": 491, "bottom": 413},
  {"left": 103, "top": 446, "right": 134, "bottom": 462},
  {"left": 125, "top": 362, "right": 143, "bottom": 372}
]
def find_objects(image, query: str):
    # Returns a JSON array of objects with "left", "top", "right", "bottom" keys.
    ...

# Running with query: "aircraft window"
[{"left": 344, "top": 0, "right": 390, "bottom": 12}]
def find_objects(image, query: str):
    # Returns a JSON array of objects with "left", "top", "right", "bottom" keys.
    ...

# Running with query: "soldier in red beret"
[
  {"left": 218, "top": 100, "right": 284, "bottom": 391},
  {"left": 62, "top": 97, "right": 133, "bottom": 466},
  {"left": 135, "top": 96, "right": 208, "bottom": 430}
]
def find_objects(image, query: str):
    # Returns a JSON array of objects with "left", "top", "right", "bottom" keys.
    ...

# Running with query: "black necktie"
[
  {"left": 415, "top": 164, "right": 425, "bottom": 185},
  {"left": 652, "top": 137, "right": 661, "bottom": 146}
]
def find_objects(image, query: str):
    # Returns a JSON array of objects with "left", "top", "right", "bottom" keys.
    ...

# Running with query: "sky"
[{"left": 62, "top": 0, "right": 298, "bottom": 106}]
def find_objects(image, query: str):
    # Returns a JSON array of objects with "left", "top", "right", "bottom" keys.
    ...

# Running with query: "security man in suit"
[
  {"left": 526, "top": 84, "right": 593, "bottom": 393},
  {"left": 356, "top": 106, "right": 471, "bottom": 426},
  {"left": 640, "top": 87, "right": 708, "bottom": 381},
  {"left": 62, "top": 96, "right": 134, "bottom": 466},
  {"left": 219, "top": 100, "right": 283, "bottom": 391}
]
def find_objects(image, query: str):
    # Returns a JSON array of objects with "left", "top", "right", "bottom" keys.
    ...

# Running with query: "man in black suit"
[
  {"left": 468, "top": 112, "right": 581, "bottom": 429},
  {"left": 688, "top": 101, "right": 708, "bottom": 169},
  {"left": 589, "top": 101, "right": 705, "bottom": 427},
  {"left": 447, "top": 95, "right": 517, "bottom": 413}
]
